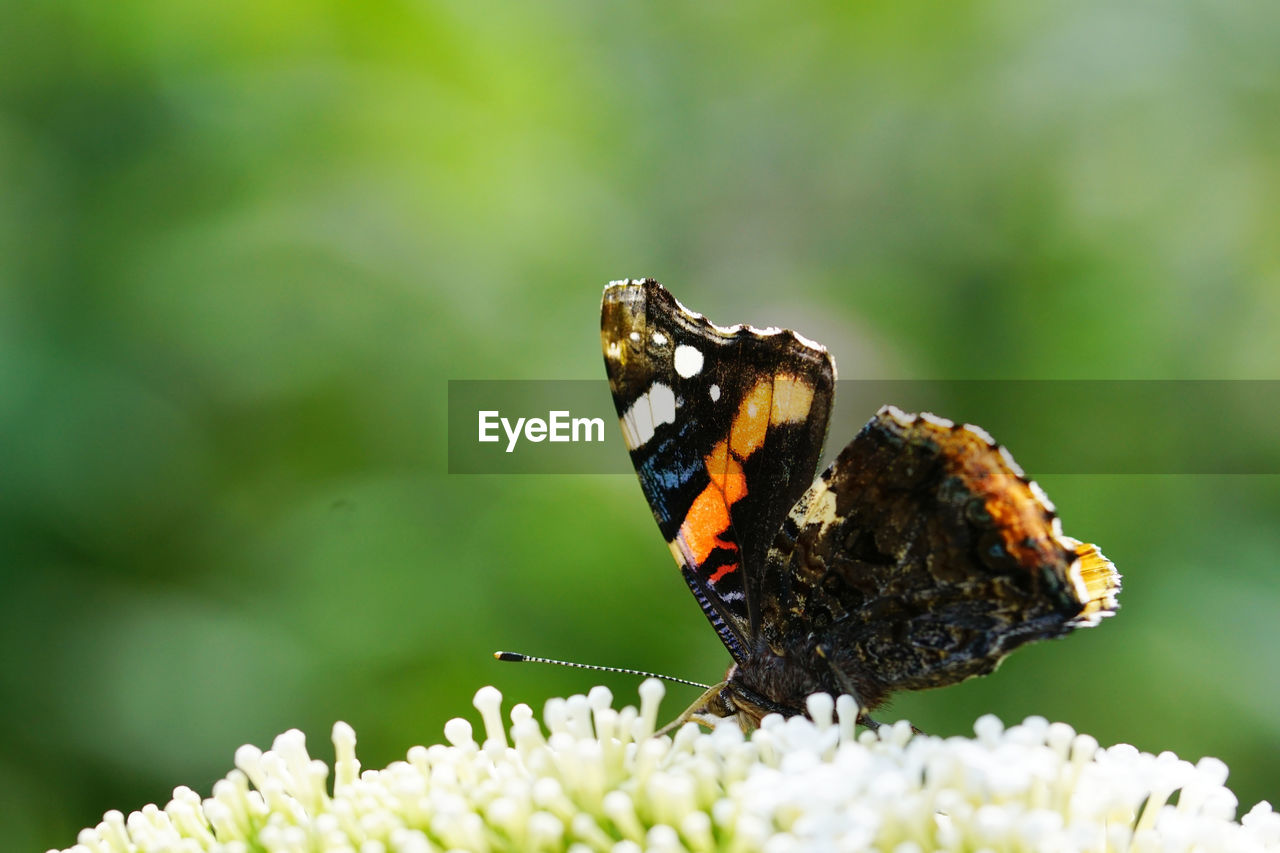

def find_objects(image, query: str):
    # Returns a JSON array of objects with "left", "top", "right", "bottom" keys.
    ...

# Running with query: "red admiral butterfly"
[{"left": 601, "top": 279, "right": 1120, "bottom": 730}]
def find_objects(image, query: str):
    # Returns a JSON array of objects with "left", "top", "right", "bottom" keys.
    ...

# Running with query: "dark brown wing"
[{"left": 759, "top": 405, "right": 1120, "bottom": 709}]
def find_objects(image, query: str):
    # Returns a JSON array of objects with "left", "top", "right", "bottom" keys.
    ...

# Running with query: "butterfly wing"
[
  {"left": 602, "top": 279, "right": 835, "bottom": 662},
  {"left": 759, "top": 405, "right": 1120, "bottom": 710}
]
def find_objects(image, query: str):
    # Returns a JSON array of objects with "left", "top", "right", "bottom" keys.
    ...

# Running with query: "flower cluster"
[{"left": 58, "top": 681, "right": 1279, "bottom": 852}]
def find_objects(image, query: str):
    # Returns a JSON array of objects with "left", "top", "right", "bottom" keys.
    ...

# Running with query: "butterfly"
[{"left": 601, "top": 278, "right": 1120, "bottom": 730}]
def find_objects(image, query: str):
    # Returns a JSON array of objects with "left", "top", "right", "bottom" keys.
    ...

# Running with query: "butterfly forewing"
[{"left": 601, "top": 279, "right": 835, "bottom": 661}]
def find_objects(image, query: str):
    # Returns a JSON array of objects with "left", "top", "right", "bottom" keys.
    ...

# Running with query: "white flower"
[{"left": 57, "top": 682, "right": 1280, "bottom": 853}]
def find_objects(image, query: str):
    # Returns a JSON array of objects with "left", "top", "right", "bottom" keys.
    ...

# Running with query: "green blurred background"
[{"left": 3, "top": 2, "right": 1278, "bottom": 849}]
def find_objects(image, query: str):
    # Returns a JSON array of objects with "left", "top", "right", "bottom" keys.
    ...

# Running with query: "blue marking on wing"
[{"left": 636, "top": 433, "right": 704, "bottom": 530}]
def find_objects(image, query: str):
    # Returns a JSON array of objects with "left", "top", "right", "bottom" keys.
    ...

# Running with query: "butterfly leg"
[{"left": 655, "top": 682, "right": 733, "bottom": 736}]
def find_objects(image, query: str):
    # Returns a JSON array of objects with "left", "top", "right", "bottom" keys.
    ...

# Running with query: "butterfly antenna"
[{"left": 493, "top": 651, "right": 712, "bottom": 690}]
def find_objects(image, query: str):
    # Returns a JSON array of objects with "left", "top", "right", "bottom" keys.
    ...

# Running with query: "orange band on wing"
[
  {"left": 729, "top": 380, "right": 773, "bottom": 460},
  {"left": 677, "top": 375, "right": 815, "bottom": 575},
  {"left": 709, "top": 562, "right": 739, "bottom": 583},
  {"left": 681, "top": 440, "right": 746, "bottom": 566}
]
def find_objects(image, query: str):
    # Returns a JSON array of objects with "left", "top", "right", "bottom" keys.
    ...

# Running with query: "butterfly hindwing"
[
  {"left": 759, "top": 405, "right": 1121, "bottom": 710},
  {"left": 601, "top": 279, "right": 835, "bottom": 662}
]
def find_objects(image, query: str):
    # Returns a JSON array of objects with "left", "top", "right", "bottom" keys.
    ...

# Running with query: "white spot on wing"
[
  {"left": 651, "top": 331, "right": 668, "bottom": 346},
  {"left": 628, "top": 332, "right": 641, "bottom": 343},
  {"left": 674, "top": 344, "right": 704, "bottom": 378},
  {"left": 619, "top": 382, "right": 677, "bottom": 450},
  {"left": 649, "top": 383, "right": 676, "bottom": 424},
  {"left": 619, "top": 407, "right": 645, "bottom": 450},
  {"left": 709, "top": 384, "right": 721, "bottom": 401}
]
